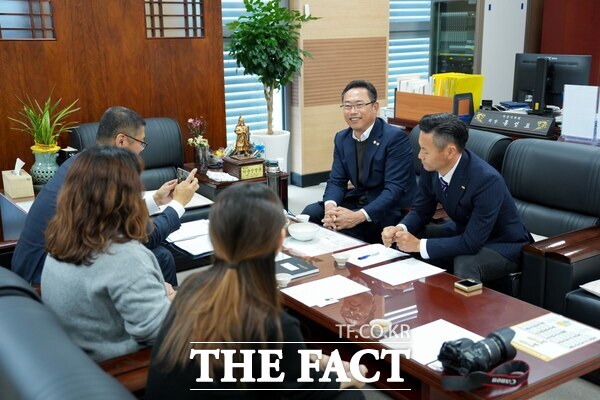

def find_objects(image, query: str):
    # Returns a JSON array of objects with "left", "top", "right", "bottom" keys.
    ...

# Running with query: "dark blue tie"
[{"left": 439, "top": 177, "right": 449, "bottom": 196}]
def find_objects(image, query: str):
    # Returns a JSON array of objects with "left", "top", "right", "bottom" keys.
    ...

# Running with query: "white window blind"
[
  {"left": 222, "top": 1, "right": 283, "bottom": 143},
  {"left": 388, "top": 1, "right": 431, "bottom": 104}
]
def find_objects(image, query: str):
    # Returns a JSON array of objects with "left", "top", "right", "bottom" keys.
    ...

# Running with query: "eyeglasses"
[
  {"left": 340, "top": 101, "right": 375, "bottom": 111},
  {"left": 123, "top": 133, "right": 147, "bottom": 151}
]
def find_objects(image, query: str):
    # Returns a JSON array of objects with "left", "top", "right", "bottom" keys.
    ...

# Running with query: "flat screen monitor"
[{"left": 512, "top": 53, "right": 592, "bottom": 109}]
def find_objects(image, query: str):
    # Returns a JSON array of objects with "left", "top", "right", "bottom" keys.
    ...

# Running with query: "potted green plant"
[
  {"left": 226, "top": 0, "right": 316, "bottom": 169},
  {"left": 9, "top": 93, "right": 79, "bottom": 185}
]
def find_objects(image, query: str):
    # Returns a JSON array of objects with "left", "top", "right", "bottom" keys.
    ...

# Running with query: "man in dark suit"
[
  {"left": 382, "top": 113, "right": 531, "bottom": 282},
  {"left": 302, "top": 80, "right": 417, "bottom": 243},
  {"left": 11, "top": 106, "right": 199, "bottom": 286}
]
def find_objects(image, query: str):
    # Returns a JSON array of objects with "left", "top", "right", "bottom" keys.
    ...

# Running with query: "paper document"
[
  {"left": 283, "top": 226, "right": 363, "bottom": 257},
  {"left": 166, "top": 219, "right": 209, "bottom": 243},
  {"left": 561, "top": 85, "right": 598, "bottom": 141},
  {"left": 171, "top": 235, "right": 213, "bottom": 257},
  {"left": 382, "top": 319, "right": 483, "bottom": 366},
  {"left": 341, "top": 243, "right": 407, "bottom": 268},
  {"left": 511, "top": 313, "right": 600, "bottom": 361},
  {"left": 275, "top": 252, "right": 292, "bottom": 262},
  {"left": 15, "top": 200, "right": 34, "bottom": 214},
  {"left": 145, "top": 190, "right": 213, "bottom": 216},
  {"left": 281, "top": 275, "right": 370, "bottom": 308},
  {"left": 362, "top": 258, "right": 445, "bottom": 286}
]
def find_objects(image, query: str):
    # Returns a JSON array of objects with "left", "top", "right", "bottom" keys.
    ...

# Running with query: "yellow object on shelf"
[{"left": 432, "top": 73, "right": 484, "bottom": 111}]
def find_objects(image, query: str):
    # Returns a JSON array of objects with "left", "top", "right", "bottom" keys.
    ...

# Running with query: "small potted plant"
[
  {"left": 226, "top": 0, "right": 316, "bottom": 169},
  {"left": 186, "top": 116, "right": 210, "bottom": 173},
  {"left": 9, "top": 93, "right": 79, "bottom": 185}
]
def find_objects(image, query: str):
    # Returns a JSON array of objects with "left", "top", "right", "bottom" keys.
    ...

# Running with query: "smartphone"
[
  {"left": 454, "top": 278, "right": 483, "bottom": 292},
  {"left": 177, "top": 167, "right": 190, "bottom": 183}
]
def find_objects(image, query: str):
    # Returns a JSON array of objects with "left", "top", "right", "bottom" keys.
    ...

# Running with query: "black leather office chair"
[
  {"left": 0, "top": 267, "right": 134, "bottom": 400},
  {"left": 69, "top": 117, "right": 209, "bottom": 223}
]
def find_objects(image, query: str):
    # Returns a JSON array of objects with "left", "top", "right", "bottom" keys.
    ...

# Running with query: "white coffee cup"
[
  {"left": 275, "top": 273, "right": 292, "bottom": 288},
  {"left": 296, "top": 214, "right": 310, "bottom": 223}
]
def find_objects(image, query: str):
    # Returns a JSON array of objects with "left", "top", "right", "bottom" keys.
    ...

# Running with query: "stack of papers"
[
  {"left": 362, "top": 258, "right": 444, "bottom": 286},
  {"left": 382, "top": 319, "right": 483, "bottom": 366},
  {"left": 281, "top": 275, "right": 370, "bottom": 308},
  {"left": 340, "top": 244, "right": 407, "bottom": 268},
  {"left": 283, "top": 226, "right": 363, "bottom": 257},
  {"left": 166, "top": 219, "right": 209, "bottom": 243},
  {"left": 167, "top": 219, "right": 213, "bottom": 258},
  {"left": 145, "top": 190, "right": 213, "bottom": 216}
]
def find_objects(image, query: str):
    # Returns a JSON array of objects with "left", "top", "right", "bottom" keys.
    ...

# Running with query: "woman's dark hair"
[
  {"left": 155, "top": 183, "right": 287, "bottom": 373},
  {"left": 45, "top": 146, "right": 149, "bottom": 265}
]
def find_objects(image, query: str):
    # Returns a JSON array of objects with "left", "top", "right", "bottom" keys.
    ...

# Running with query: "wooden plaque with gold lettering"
[{"left": 223, "top": 156, "right": 265, "bottom": 180}]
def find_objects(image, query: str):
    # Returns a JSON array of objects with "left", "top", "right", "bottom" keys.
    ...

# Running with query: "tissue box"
[{"left": 2, "top": 170, "right": 35, "bottom": 198}]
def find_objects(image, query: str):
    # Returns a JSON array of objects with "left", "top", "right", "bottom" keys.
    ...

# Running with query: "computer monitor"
[{"left": 512, "top": 53, "right": 592, "bottom": 111}]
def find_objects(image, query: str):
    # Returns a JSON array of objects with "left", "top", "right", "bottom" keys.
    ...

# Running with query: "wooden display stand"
[
  {"left": 222, "top": 156, "right": 264, "bottom": 180},
  {"left": 391, "top": 91, "right": 473, "bottom": 130}
]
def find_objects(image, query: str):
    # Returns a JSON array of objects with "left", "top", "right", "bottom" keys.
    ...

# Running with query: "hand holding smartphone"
[
  {"left": 177, "top": 167, "right": 190, "bottom": 183},
  {"left": 454, "top": 278, "right": 483, "bottom": 292}
]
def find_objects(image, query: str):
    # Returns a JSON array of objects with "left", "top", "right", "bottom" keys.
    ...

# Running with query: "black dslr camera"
[{"left": 438, "top": 327, "right": 516, "bottom": 376}]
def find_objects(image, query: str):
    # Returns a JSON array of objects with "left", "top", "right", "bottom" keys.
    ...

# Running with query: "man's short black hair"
[
  {"left": 419, "top": 113, "right": 468, "bottom": 152},
  {"left": 341, "top": 80, "right": 377, "bottom": 103},
  {"left": 96, "top": 106, "right": 145, "bottom": 145}
]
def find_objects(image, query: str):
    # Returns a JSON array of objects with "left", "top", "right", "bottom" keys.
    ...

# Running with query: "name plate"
[
  {"left": 470, "top": 110, "right": 556, "bottom": 138},
  {"left": 223, "top": 156, "right": 264, "bottom": 180}
]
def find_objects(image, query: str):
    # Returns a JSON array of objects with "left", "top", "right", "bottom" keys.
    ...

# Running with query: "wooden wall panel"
[
  {"left": 540, "top": 0, "right": 600, "bottom": 86},
  {"left": 0, "top": 0, "right": 226, "bottom": 182},
  {"left": 303, "top": 38, "right": 388, "bottom": 107}
]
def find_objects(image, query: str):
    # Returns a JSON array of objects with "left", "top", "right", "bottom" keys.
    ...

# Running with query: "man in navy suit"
[
  {"left": 11, "top": 106, "right": 199, "bottom": 286},
  {"left": 382, "top": 113, "right": 531, "bottom": 282},
  {"left": 302, "top": 80, "right": 417, "bottom": 243}
]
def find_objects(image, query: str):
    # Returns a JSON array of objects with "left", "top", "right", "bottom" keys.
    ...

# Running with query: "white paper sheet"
[
  {"left": 362, "top": 258, "right": 445, "bottom": 286},
  {"left": 167, "top": 219, "right": 210, "bottom": 243},
  {"left": 275, "top": 252, "right": 292, "bottom": 262},
  {"left": 15, "top": 200, "right": 34, "bottom": 214},
  {"left": 281, "top": 275, "right": 370, "bottom": 308},
  {"left": 145, "top": 190, "right": 213, "bottom": 216},
  {"left": 283, "top": 226, "right": 363, "bottom": 257},
  {"left": 341, "top": 243, "right": 407, "bottom": 268},
  {"left": 511, "top": 313, "right": 600, "bottom": 361},
  {"left": 561, "top": 84, "right": 599, "bottom": 140},
  {"left": 382, "top": 319, "right": 483, "bottom": 366},
  {"left": 171, "top": 235, "right": 213, "bottom": 257}
]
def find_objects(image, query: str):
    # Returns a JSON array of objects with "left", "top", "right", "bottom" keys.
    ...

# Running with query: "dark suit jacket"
[
  {"left": 323, "top": 117, "right": 416, "bottom": 227},
  {"left": 11, "top": 154, "right": 181, "bottom": 285},
  {"left": 401, "top": 149, "right": 530, "bottom": 263}
]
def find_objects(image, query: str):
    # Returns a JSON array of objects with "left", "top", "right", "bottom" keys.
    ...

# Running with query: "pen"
[{"left": 358, "top": 252, "right": 380, "bottom": 260}]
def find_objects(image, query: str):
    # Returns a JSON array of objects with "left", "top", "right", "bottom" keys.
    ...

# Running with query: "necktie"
[{"left": 439, "top": 177, "right": 449, "bottom": 196}]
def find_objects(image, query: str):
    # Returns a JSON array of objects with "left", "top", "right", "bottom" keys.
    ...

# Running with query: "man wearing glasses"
[
  {"left": 12, "top": 106, "right": 199, "bottom": 287},
  {"left": 302, "top": 80, "right": 417, "bottom": 243}
]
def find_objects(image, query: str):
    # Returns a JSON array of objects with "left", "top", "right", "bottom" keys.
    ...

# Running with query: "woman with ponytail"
[{"left": 147, "top": 183, "right": 365, "bottom": 399}]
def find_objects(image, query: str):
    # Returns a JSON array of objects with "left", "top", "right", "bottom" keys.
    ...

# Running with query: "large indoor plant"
[
  {"left": 227, "top": 0, "right": 316, "bottom": 135},
  {"left": 9, "top": 93, "right": 79, "bottom": 184}
]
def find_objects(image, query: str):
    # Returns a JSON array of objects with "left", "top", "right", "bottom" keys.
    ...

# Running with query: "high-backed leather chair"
[
  {"left": 0, "top": 267, "right": 134, "bottom": 400},
  {"left": 409, "top": 126, "right": 511, "bottom": 178},
  {"left": 69, "top": 117, "right": 209, "bottom": 223},
  {"left": 70, "top": 118, "right": 185, "bottom": 190},
  {"left": 503, "top": 139, "right": 600, "bottom": 312}
]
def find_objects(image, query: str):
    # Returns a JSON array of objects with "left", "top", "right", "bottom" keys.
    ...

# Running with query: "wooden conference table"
[{"left": 280, "top": 241, "right": 600, "bottom": 399}]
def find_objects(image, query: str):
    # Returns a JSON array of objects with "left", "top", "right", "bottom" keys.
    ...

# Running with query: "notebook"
[{"left": 276, "top": 256, "right": 319, "bottom": 280}]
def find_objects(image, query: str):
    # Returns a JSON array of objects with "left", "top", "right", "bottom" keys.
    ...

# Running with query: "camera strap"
[{"left": 442, "top": 360, "right": 530, "bottom": 391}]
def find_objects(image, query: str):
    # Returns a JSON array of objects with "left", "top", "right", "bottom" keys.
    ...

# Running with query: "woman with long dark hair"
[
  {"left": 42, "top": 146, "right": 173, "bottom": 362},
  {"left": 147, "top": 183, "right": 365, "bottom": 399}
]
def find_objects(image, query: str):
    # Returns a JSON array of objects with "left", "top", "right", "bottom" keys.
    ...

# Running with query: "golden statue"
[{"left": 234, "top": 115, "right": 251, "bottom": 157}]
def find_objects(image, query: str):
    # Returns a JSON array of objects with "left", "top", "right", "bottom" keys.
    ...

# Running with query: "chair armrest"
[
  {"left": 542, "top": 236, "right": 600, "bottom": 313},
  {"left": 520, "top": 226, "right": 600, "bottom": 307},
  {"left": 523, "top": 226, "right": 600, "bottom": 257},
  {"left": 99, "top": 347, "right": 153, "bottom": 393}
]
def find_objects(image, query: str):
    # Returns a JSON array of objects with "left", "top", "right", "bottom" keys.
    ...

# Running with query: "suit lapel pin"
[
  {"left": 373, "top": 140, "right": 380, "bottom": 146},
  {"left": 461, "top": 185, "right": 466, "bottom": 190}
]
